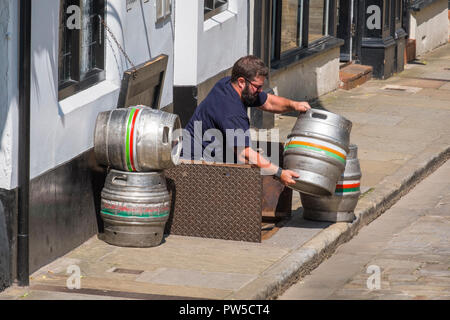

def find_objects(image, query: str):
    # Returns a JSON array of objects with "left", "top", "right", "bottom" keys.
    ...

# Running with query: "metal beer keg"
[
  {"left": 283, "top": 109, "right": 352, "bottom": 196},
  {"left": 301, "top": 144, "right": 362, "bottom": 222},
  {"left": 100, "top": 169, "right": 171, "bottom": 247},
  {"left": 94, "top": 106, "right": 182, "bottom": 171}
]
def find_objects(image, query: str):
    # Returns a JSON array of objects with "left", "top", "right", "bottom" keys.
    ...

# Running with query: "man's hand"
[
  {"left": 280, "top": 169, "right": 300, "bottom": 187},
  {"left": 238, "top": 148, "right": 300, "bottom": 187},
  {"left": 290, "top": 101, "right": 311, "bottom": 113}
]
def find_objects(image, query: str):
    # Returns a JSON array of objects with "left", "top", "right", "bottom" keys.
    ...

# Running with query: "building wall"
[
  {"left": 409, "top": 0, "right": 449, "bottom": 56},
  {"left": 29, "top": 0, "right": 174, "bottom": 182},
  {"left": 0, "top": 0, "right": 18, "bottom": 291},
  {"left": 174, "top": 0, "right": 248, "bottom": 87},
  {"left": 270, "top": 47, "right": 341, "bottom": 102},
  {"left": 0, "top": 0, "right": 9, "bottom": 291},
  {"left": 0, "top": 1, "right": 9, "bottom": 190},
  {"left": 173, "top": 0, "right": 248, "bottom": 125},
  {"left": 0, "top": 0, "right": 18, "bottom": 191},
  {"left": 0, "top": 0, "right": 177, "bottom": 279},
  {"left": 197, "top": 1, "right": 248, "bottom": 85}
]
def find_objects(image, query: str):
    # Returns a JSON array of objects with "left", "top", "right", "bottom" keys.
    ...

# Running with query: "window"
[
  {"left": 280, "top": 0, "right": 304, "bottom": 53},
  {"left": 308, "top": 0, "right": 329, "bottom": 44},
  {"left": 204, "top": 0, "right": 228, "bottom": 20},
  {"left": 271, "top": 0, "right": 333, "bottom": 62},
  {"left": 156, "top": 0, "right": 171, "bottom": 21},
  {"left": 58, "top": 0, "right": 106, "bottom": 100}
]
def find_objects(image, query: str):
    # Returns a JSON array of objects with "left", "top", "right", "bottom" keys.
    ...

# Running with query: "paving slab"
[{"left": 394, "top": 77, "right": 447, "bottom": 89}]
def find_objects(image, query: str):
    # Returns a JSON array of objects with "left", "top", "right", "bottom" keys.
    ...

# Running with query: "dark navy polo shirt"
[{"left": 183, "top": 76, "right": 268, "bottom": 162}]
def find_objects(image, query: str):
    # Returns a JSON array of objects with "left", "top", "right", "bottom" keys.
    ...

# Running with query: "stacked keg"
[
  {"left": 283, "top": 109, "right": 361, "bottom": 222},
  {"left": 94, "top": 106, "right": 182, "bottom": 247}
]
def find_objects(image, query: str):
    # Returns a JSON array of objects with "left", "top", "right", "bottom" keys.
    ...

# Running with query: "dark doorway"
[{"left": 337, "top": 0, "right": 361, "bottom": 62}]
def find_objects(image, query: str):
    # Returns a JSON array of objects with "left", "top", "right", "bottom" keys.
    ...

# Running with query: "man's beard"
[{"left": 241, "top": 84, "right": 258, "bottom": 107}]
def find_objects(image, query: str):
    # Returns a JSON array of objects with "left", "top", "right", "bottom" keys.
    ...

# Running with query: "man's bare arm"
[
  {"left": 259, "top": 94, "right": 311, "bottom": 114},
  {"left": 236, "top": 146, "right": 300, "bottom": 187}
]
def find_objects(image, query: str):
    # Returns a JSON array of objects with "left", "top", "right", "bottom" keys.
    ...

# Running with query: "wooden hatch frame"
[{"left": 117, "top": 54, "right": 168, "bottom": 109}]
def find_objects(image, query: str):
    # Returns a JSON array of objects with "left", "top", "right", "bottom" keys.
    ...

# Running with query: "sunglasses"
[{"left": 243, "top": 77, "right": 264, "bottom": 92}]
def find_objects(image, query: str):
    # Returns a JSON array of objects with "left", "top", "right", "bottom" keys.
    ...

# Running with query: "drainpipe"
[{"left": 17, "top": 0, "right": 32, "bottom": 287}]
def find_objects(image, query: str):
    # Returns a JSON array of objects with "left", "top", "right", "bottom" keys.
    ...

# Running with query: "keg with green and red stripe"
[
  {"left": 94, "top": 106, "right": 182, "bottom": 172},
  {"left": 283, "top": 109, "right": 352, "bottom": 196},
  {"left": 300, "top": 144, "right": 362, "bottom": 222},
  {"left": 100, "top": 169, "right": 171, "bottom": 247}
]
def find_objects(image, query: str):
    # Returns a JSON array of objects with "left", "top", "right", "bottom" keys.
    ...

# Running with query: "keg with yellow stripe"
[
  {"left": 94, "top": 106, "right": 182, "bottom": 172},
  {"left": 300, "top": 144, "right": 362, "bottom": 222},
  {"left": 283, "top": 109, "right": 352, "bottom": 196}
]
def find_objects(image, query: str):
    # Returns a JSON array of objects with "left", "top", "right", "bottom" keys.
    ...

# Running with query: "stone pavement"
[
  {"left": 279, "top": 159, "right": 450, "bottom": 300},
  {"left": 1, "top": 43, "right": 450, "bottom": 300}
]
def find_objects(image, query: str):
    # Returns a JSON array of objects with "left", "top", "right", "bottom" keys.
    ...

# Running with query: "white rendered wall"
[
  {"left": 173, "top": 0, "right": 248, "bottom": 86},
  {"left": 27, "top": 0, "right": 174, "bottom": 181},
  {"left": 173, "top": 0, "right": 199, "bottom": 85},
  {"left": 197, "top": 0, "right": 248, "bottom": 84},
  {"left": 270, "top": 47, "right": 341, "bottom": 102},
  {"left": 409, "top": 0, "right": 449, "bottom": 56},
  {"left": 0, "top": 0, "right": 19, "bottom": 190}
]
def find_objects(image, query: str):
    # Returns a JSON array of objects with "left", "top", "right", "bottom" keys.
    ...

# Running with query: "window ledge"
[
  {"left": 409, "top": 0, "right": 442, "bottom": 11},
  {"left": 270, "top": 36, "right": 344, "bottom": 75},
  {"left": 59, "top": 80, "right": 120, "bottom": 115},
  {"left": 204, "top": 9, "right": 237, "bottom": 32},
  {"left": 361, "top": 36, "right": 396, "bottom": 48}
]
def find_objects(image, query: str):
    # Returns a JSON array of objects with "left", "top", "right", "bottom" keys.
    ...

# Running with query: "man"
[{"left": 183, "top": 55, "right": 311, "bottom": 187}]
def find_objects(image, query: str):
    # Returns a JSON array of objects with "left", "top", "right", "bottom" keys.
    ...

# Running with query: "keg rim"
[
  {"left": 108, "top": 168, "right": 166, "bottom": 176},
  {"left": 170, "top": 116, "right": 183, "bottom": 166},
  {"left": 304, "top": 108, "right": 353, "bottom": 126}
]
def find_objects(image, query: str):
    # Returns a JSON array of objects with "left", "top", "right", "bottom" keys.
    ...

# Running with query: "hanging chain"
[{"left": 100, "top": 17, "right": 138, "bottom": 78}]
